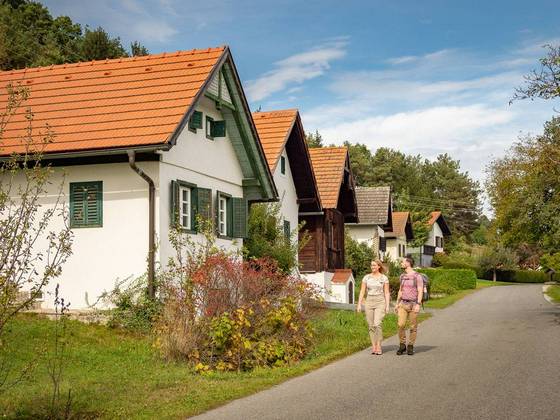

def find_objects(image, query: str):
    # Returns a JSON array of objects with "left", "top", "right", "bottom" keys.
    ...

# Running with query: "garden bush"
[
  {"left": 417, "top": 268, "right": 477, "bottom": 294},
  {"left": 479, "top": 269, "right": 550, "bottom": 283},
  {"left": 155, "top": 247, "right": 320, "bottom": 372}
]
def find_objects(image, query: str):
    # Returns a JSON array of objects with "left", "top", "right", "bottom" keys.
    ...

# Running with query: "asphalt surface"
[{"left": 192, "top": 285, "right": 560, "bottom": 420}]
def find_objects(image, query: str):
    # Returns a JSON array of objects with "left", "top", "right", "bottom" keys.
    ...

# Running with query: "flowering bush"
[{"left": 154, "top": 221, "right": 320, "bottom": 372}]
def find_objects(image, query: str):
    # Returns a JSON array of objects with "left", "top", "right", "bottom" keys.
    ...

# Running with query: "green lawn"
[
  {"left": 0, "top": 310, "right": 429, "bottom": 419},
  {"left": 545, "top": 284, "right": 560, "bottom": 303}
]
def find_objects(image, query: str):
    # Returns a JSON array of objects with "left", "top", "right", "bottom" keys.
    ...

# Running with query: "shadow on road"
[{"left": 381, "top": 345, "right": 438, "bottom": 353}]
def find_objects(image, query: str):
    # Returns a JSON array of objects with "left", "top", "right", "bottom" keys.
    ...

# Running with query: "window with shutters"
[
  {"left": 216, "top": 192, "right": 247, "bottom": 239},
  {"left": 171, "top": 180, "right": 207, "bottom": 233},
  {"left": 70, "top": 181, "right": 102, "bottom": 228},
  {"left": 280, "top": 155, "right": 286, "bottom": 175},
  {"left": 206, "top": 116, "right": 214, "bottom": 140}
]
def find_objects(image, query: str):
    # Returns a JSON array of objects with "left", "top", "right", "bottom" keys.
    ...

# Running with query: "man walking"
[{"left": 396, "top": 257, "right": 424, "bottom": 355}]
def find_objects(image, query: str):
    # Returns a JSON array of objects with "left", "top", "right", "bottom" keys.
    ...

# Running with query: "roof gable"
[
  {"left": 385, "top": 211, "right": 414, "bottom": 240},
  {"left": 252, "top": 109, "right": 321, "bottom": 211},
  {"left": 428, "top": 211, "right": 451, "bottom": 236},
  {"left": 355, "top": 186, "right": 392, "bottom": 226}
]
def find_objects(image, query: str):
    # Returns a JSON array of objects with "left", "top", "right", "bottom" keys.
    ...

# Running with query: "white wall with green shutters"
[
  {"left": 386, "top": 236, "right": 408, "bottom": 261},
  {"left": 158, "top": 95, "right": 247, "bottom": 267},
  {"left": 9, "top": 161, "right": 160, "bottom": 310},
  {"left": 427, "top": 222, "right": 444, "bottom": 252}
]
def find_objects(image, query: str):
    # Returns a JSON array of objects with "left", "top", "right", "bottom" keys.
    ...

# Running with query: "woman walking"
[{"left": 357, "top": 260, "right": 390, "bottom": 355}]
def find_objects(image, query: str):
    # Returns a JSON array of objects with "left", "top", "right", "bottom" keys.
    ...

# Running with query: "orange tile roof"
[
  {"left": 0, "top": 47, "right": 226, "bottom": 156},
  {"left": 428, "top": 211, "right": 442, "bottom": 226},
  {"left": 386, "top": 211, "right": 410, "bottom": 237},
  {"left": 332, "top": 269, "right": 354, "bottom": 284},
  {"left": 251, "top": 109, "right": 298, "bottom": 171},
  {"left": 309, "top": 146, "right": 348, "bottom": 209}
]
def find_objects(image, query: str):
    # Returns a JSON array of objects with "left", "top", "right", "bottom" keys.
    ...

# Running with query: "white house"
[
  {"left": 408, "top": 211, "right": 451, "bottom": 267},
  {"left": 346, "top": 186, "right": 393, "bottom": 260},
  {"left": 251, "top": 109, "right": 321, "bottom": 253},
  {"left": 0, "top": 46, "right": 277, "bottom": 310},
  {"left": 385, "top": 211, "right": 414, "bottom": 261}
]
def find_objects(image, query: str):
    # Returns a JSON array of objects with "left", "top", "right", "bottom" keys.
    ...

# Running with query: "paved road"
[{"left": 193, "top": 285, "right": 560, "bottom": 420}]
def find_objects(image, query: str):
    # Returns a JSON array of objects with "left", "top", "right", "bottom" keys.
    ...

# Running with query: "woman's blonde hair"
[{"left": 371, "top": 259, "right": 385, "bottom": 274}]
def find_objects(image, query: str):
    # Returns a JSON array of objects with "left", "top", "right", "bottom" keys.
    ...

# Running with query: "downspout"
[{"left": 127, "top": 150, "right": 156, "bottom": 299}]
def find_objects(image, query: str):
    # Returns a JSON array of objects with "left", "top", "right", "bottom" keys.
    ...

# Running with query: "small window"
[
  {"left": 179, "top": 186, "right": 192, "bottom": 230},
  {"left": 206, "top": 116, "right": 214, "bottom": 140},
  {"left": 283, "top": 220, "right": 291, "bottom": 240},
  {"left": 280, "top": 155, "right": 286, "bottom": 175},
  {"left": 70, "top": 181, "right": 103, "bottom": 228},
  {"left": 218, "top": 195, "right": 228, "bottom": 236},
  {"left": 189, "top": 110, "right": 203, "bottom": 132}
]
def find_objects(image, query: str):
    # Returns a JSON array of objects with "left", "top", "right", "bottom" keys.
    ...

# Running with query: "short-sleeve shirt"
[
  {"left": 400, "top": 272, "right": 422, "bottom": 302},
  {"left": 363, "top": 274, "right": 389, "bottom": 296}
]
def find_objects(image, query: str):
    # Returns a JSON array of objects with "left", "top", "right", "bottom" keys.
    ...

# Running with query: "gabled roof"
[
  {"left": 354, "top": 186, "right": 392, "bottom": 228},
  {"left": 0, "top": 46, "right": 277, "bottom": 201},
  {"left": 252, "top": 109, "right": 321, "bottom": 212},
  {"left": 0, "top": 47, "right": 226, "bottom": 155},
  {"left": 309, "top": 147, "right": 350, "bottom": 209},
  {"left": 252, "top": 109, "right": 297, "bottom": 172},
  {"left": 385, "top": 211, "right": 414, "bottom": 240},
  {"left": 428, "top": 211, "right": 452, "bottom": 236},
  {"left": 332, "top": 269, "right": 354, "bottom": 284}
]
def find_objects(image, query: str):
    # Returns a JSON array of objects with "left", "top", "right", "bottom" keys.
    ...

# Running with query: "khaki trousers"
[
  {"left": 365, "top": 295, "right": 386, "bottom": 344},
  {"left": 397, "top": 302, "right": 418, "bottom": 345}
]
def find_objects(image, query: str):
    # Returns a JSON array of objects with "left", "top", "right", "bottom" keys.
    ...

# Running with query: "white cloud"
[{"left": 245, "top": 40, "right": 347, "bottom": 102}]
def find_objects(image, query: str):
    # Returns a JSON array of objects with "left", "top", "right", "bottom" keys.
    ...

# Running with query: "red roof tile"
[
  {"left": 0, "top": 47, "right": 226, "bottom": 156},
  {"left": 251, "top": 109, "right": 298, "bottom": 171},
  {"left": 332, "top": 269, "right": 353, "bottom": 284},
  {"left": 428, "top": 211, "right": 442, "bottom": 226},
  {"left": 309, "top": 147, "right": 348, "bottom": 209}
]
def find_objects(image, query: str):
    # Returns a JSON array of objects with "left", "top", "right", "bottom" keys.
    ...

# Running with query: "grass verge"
[
  {"left": 545, "top": 284, "right": 560, "bottom": 303},
  {"left": 0, "top": 310, "right": 429, "bottom": 419}
]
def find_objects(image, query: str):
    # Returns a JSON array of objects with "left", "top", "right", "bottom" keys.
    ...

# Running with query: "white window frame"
[
  {"left": 218, "top": 195, "right": 228, "bottom": 236},
  {"left": 179, "top": 186, "right": 192, "bottom": 230}
]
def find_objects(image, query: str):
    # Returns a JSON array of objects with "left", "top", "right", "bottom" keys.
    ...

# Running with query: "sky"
[{"left": 43, "top": 0, "right": 560, "bottom": 185}]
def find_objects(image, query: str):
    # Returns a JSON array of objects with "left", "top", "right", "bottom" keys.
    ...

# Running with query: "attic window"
[
  {"left": 189, "top": 111, "right": 203, "bottom": 132},
  {"left": 205, "top": 116, "right": 226, "bottom": 140},
  {"left": 280, "top": 155, "right": 286, "bottom": 175}
]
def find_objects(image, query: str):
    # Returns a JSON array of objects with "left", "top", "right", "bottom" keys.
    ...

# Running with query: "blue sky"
[{"left": 44, "top": 0, "right": 559, "bottom": 182}]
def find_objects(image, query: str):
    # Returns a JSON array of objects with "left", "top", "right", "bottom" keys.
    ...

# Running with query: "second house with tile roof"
[
  {"left": 0, "top": 46, "right": 277, "bottom": 310},
  {"left": 251, "top": 109, "right": 321, "bottom": 254},
  {"left": 384, "top": 211, "right": 414, "bottom": 261}
]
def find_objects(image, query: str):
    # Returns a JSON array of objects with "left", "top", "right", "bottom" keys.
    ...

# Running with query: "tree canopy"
[{"left": 0, "top": 0, "right": 148, "bottom": 70}]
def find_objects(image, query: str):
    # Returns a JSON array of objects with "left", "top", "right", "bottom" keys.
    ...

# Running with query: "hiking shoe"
[
  {"left": 396, "top": 343, "right": 406, "bottom": 355},
  {"left": 407, "top": 344, "right": 414, "bottom": 355}
]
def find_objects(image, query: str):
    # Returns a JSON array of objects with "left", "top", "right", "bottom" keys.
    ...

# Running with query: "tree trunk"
[{"left": 493, "top": 269, "right": 497, "bottom": 282}]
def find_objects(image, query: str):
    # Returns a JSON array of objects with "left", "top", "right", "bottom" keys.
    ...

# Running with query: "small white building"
[
  {"left": 0, "top": 46, "right": 277, "bottom": 309},
  {"left": 346, "top": 186, "right": 393, "bottom": 260},
  {"left": 385, "top": 211, "right": 414, "bottom": 261},
  {"left": 251, "top": 109, "right": 321, "bottom": 254}
]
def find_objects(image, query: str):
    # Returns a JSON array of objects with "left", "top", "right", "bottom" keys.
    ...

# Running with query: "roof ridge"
[{"left": 0, "top": 46, "right": 227, "bottom": 76}]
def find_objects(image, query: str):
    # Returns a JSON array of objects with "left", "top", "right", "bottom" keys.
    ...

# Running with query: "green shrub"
[
  {"left": 417, "top": 268, "right": 477, "bottom": 294},
  {"left": 479, "top": 269, "right": 550, "bottom": 283}
]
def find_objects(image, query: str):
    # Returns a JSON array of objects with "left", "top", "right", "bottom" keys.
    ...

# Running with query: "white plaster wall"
[
  {"left": 427, "top": 223, "right": 444, "bottom": 251},
  {"left": 347, "top": 224, "right": 384, "bottom": 245},
  {"left": 386, "top": 236, "right": 407, "bottom": 261},
  {"left": 302, "top": 271, "right": 355, "bottom": 304},
  {"left": 272, "top": 148, "right": 299, "bottom": 250},
  {"left": 158, "top": 96, "right": 245, "bottom": 265},
  {"left": 11, "top": 161, "right": 159, "bottom": 309},
  {"left": 330, "top": 278, "right": 355, "bottom": 304}
]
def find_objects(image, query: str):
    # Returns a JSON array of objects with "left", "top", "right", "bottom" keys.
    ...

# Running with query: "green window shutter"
[
  {"left": 227, "top": 197, "right": 233, "bottom": 238},
  {"left": 170, "top": 180, "right": 179, "bottom": 226},
  {"left": 196, "top": 187, "right": 212, "bottom": 227},
  {"left": 211, "top": 120, "right": 226, "bottom": 137},
  {"left": 189, "top": 110, "right": 203, "bottom": 131},
  {"left": 231, "top": 197, "right": 247, "bottom": 238},
  {"left": 283, "top": 220, "right": 291, "bottom": 241},
  {"left": 280, "top": 156, "right": 286, "bottom": 174},
  {"left": 70, "top": 181, "right": 102, "bottom": 228}
]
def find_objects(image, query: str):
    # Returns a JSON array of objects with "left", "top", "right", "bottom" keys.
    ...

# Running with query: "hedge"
[
  {"left": 389, "top": 268, "right": 477, "bottom": 297},
  {"left": 479, "top": 269, "right": 553, "bottom": 283}
]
